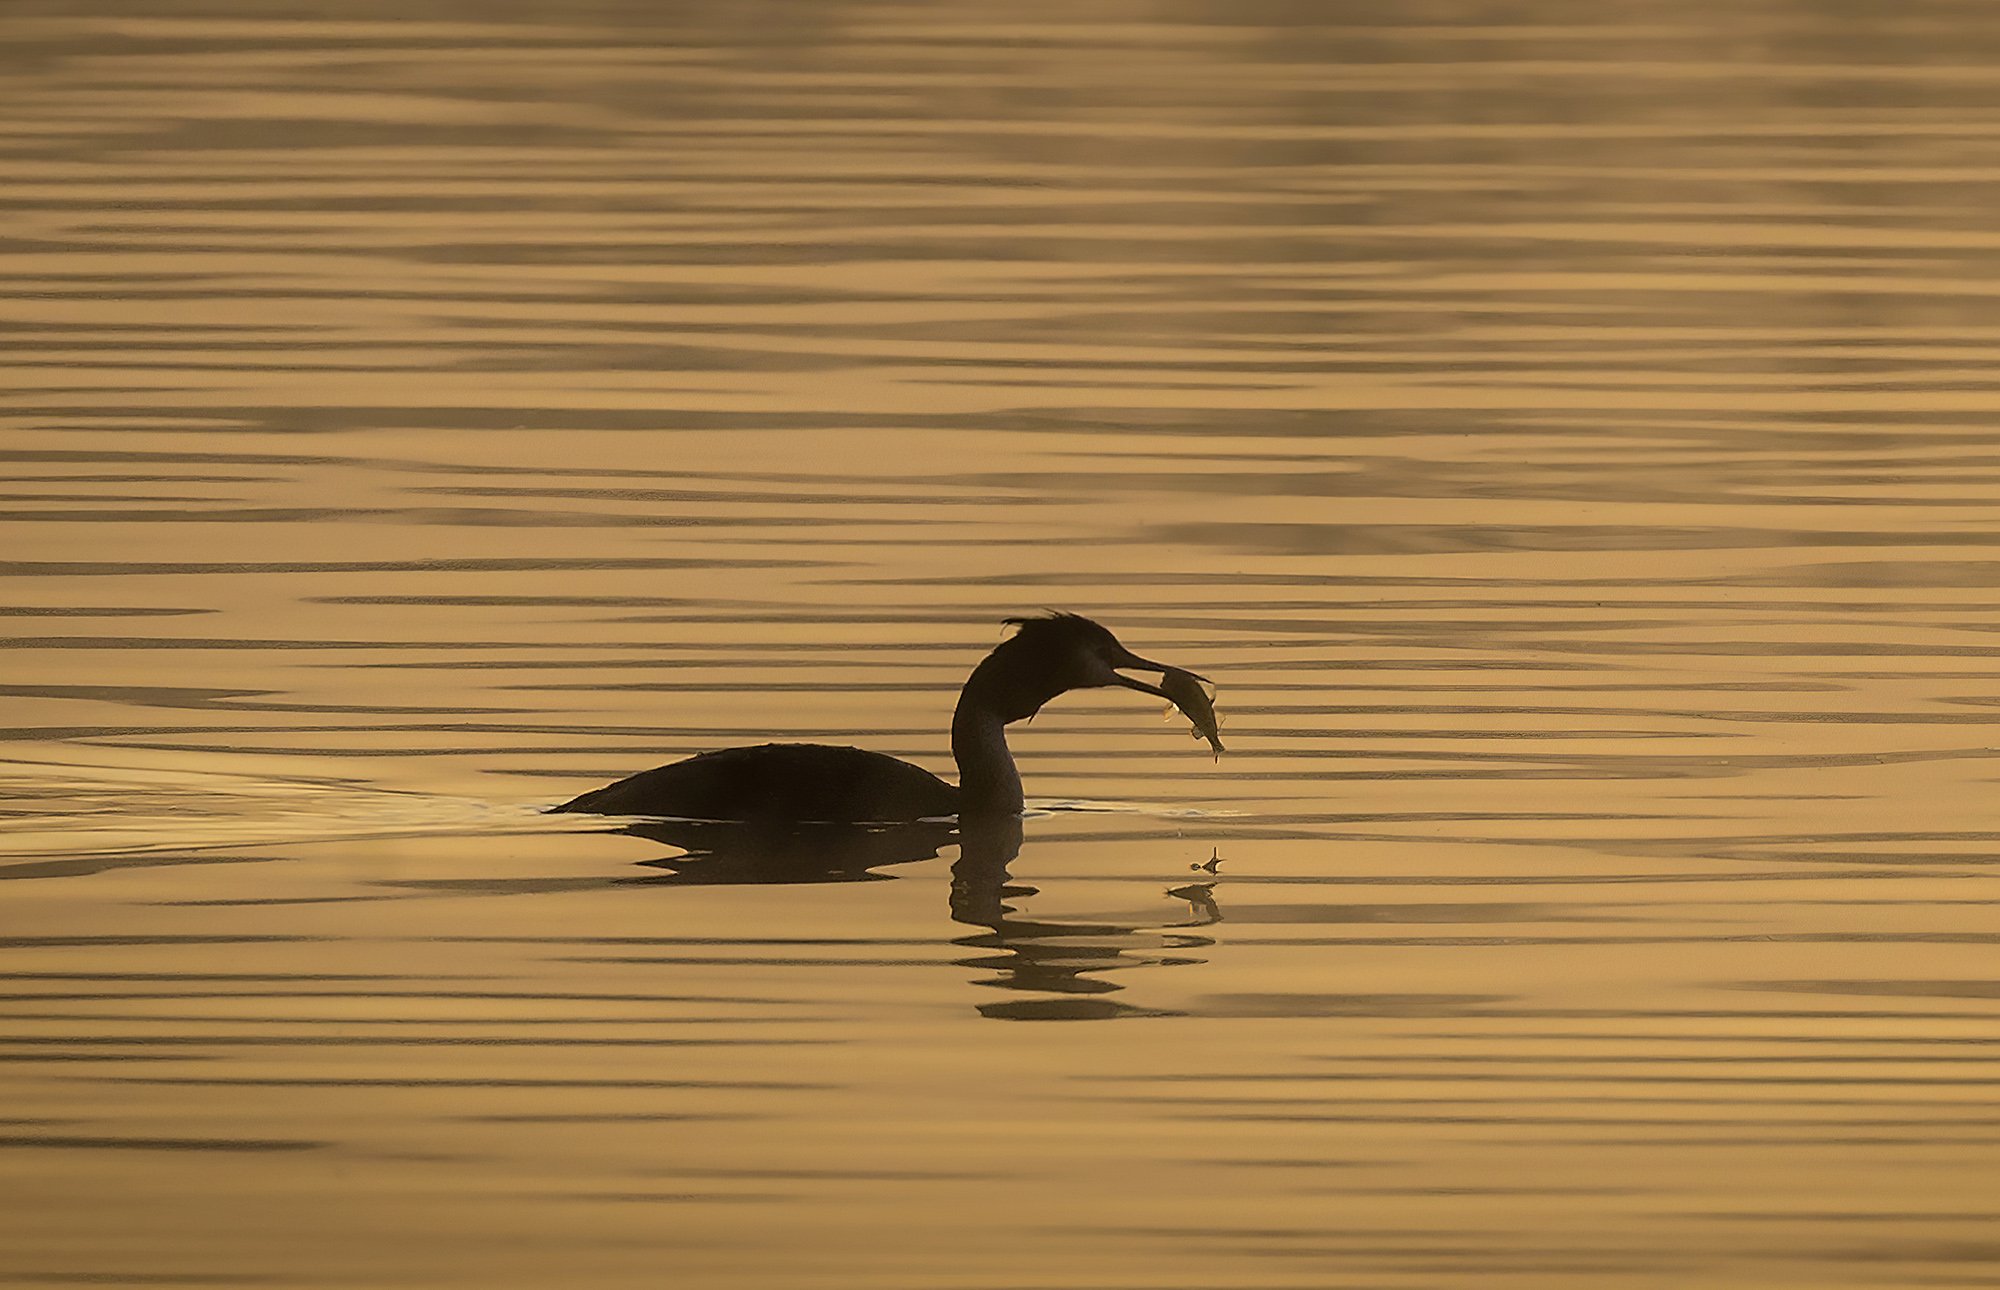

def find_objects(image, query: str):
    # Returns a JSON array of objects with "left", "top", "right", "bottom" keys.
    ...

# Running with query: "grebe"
[{"left": 550, "top": 613, "right": 1216, "bottom": 822}]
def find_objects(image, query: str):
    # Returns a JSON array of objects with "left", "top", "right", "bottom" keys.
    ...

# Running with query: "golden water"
[{"left": 6, "top": 3, "right": 2000, "bottom": 1286}]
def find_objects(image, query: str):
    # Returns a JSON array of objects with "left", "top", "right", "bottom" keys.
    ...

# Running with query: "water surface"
[{"left": 7, "top": 2, "right": 2000, "bottom": 1286}]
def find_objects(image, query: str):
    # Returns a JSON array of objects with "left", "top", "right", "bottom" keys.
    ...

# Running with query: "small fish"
[{"left": 1161, "top": 666, "right": 1224, "bottom": 758}]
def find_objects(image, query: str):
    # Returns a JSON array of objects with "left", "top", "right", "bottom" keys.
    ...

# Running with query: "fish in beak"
[{"left": 1107, "top": 647, "right": 1225, "bottom": 756}]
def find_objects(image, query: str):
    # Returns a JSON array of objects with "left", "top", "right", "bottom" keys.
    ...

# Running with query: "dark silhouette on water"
[
  {"left": 619, "top": 815, "right": 961, "bottom": 885},
  {"left": 551, "top": 613, "right": 1213, "bottom": 822},
  {"left": 611, "top": 812, "right": 1223, "bottom": 1020},
  {"left": 947, "top": 815, "right": 1221, "bottom": 1021}
]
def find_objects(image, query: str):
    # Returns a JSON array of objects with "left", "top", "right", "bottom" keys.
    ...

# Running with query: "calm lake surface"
[{"left": 7, "top": 2, "right": 2000, "bottom": 1286}]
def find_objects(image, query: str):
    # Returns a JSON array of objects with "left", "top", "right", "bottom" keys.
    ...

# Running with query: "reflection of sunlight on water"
[
  {"left": 8, "top": 1, "right": 2000, "bottom": 1284},
  {"left": 0, "top": 748, "right": 610, "bottom": 861},
  {"left": 1030, "top": 798, "right": 1246, "bottom": 818}
]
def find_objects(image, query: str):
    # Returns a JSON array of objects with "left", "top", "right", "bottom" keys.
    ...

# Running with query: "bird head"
[{"left": 971, "top": 612, "right": 1194, "bottom": 724}]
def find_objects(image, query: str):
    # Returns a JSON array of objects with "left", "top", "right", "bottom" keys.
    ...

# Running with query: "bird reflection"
[
  {"left": 611, "top": 814, "right": 1220, "bottom": 1019},
  {"left": 620, "top": 816, "right": 958, "bottom": 885},
  {"left": 949, "top": 816, "right": 1220, "bottom": 1020}
]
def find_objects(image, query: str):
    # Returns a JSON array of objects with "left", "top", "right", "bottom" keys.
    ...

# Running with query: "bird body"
[
  {"left": 549, "top": 613, "right": 1213, "bottom": 823},
  {"left": 552, "top": 742, "right": 958, "bottom": 822}
]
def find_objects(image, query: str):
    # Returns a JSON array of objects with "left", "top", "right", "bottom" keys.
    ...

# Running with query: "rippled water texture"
[{"left": 8, "top": 3, "right": 2000, "bottom": 1286}]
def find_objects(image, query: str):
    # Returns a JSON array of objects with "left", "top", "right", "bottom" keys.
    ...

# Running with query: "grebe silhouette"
[{"left": 551, "top": 613, "right": 1215, "bottom": 823}]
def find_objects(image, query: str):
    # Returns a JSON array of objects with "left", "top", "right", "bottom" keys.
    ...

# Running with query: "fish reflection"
[{"left": 615, "top": 813, "right": 1219, "bottom": 1019}]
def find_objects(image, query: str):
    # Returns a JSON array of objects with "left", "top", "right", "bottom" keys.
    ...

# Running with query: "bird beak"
[
  {"left": 1107, "top": 647, "right": 1183, "bottom": 700},
  {"left": 1106, "top": 643, "right": 1225, "bottom": 756}
]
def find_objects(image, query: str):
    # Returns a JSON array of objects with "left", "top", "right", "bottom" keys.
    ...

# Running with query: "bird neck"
[{"left": 951, "top": 692, "right": 1023, "bottom": 816}]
